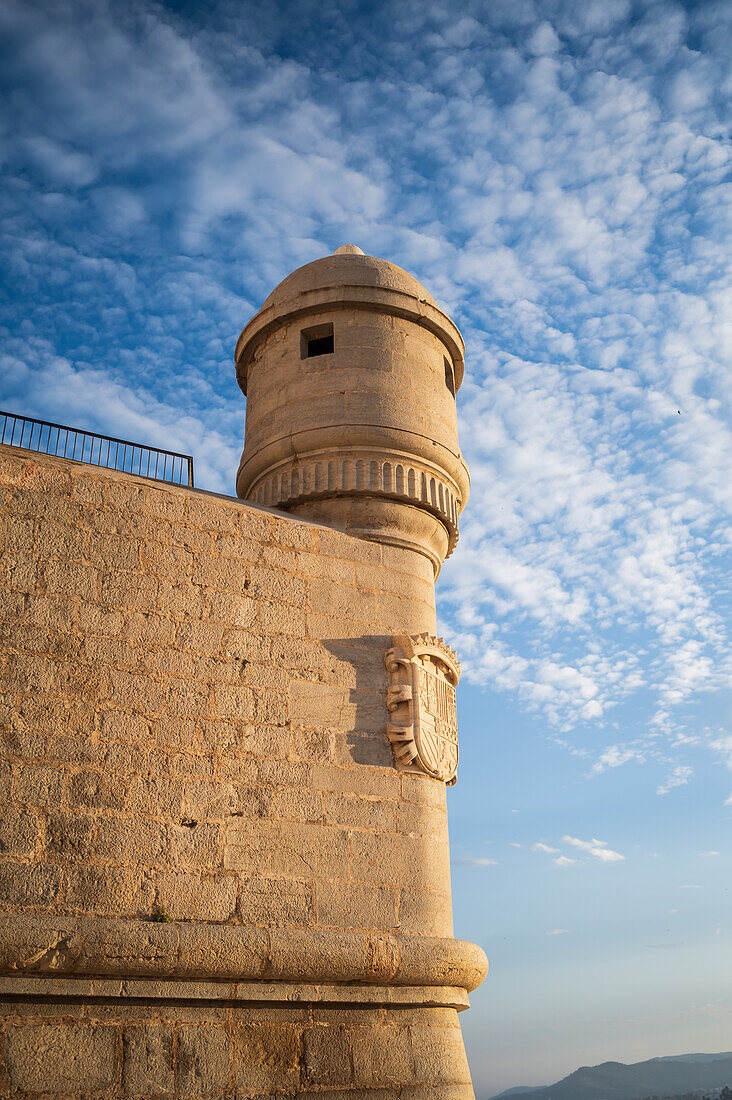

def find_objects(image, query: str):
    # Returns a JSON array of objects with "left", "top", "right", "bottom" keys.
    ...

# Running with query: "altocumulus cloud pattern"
[{"left": 1, "top": 0, "right": 730, "bottom": 793}]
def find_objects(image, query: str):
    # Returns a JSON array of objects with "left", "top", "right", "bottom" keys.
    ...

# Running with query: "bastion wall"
[{"left": 0, "top": 445, "right": 486, "bottom": 1097}]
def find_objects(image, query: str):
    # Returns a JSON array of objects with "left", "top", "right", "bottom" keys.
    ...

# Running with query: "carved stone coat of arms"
[{"left": 385, "top": 633, "right": 461, "bottom": 785}]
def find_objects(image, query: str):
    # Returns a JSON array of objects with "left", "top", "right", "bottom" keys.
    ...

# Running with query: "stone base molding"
[
  {"left": 0, "top": 917, "right": 488, "bottom": 993},
  {"left": 0, "top": 922, "right": 484, "bottom": 1097},
  {"left": 0, "top": 974, "right": 469, "bottom": 1011}
]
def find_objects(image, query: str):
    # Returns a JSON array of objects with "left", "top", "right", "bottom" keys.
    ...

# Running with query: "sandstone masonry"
[{"left": 0, "top": 247, "right": 487, "bottom": 1097}]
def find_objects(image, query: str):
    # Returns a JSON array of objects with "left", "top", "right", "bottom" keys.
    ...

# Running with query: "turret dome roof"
[{"left": 260, "top": 247, "right": 439, "bottom": 313}]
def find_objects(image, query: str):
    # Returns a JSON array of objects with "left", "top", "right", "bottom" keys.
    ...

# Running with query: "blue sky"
[{"left": 1, "top": 0, "right": 730, "bottom": 1093}]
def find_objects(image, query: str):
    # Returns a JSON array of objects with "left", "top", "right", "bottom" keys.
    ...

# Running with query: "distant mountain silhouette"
[{"left": 487, "top": 1051, "right": 732, "bottom": 1100}]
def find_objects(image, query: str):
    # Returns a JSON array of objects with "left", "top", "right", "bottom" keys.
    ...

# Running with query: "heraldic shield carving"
[{"left": 384, "top": 633, "right": 461, "bottom": 785}]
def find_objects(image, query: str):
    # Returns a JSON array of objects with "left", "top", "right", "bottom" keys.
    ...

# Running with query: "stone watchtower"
[
  {"left": 0, "top": 247, "right": 486, "bottom": 1096},
  {"left": 236, "top": 243, "right": 469, "bottom": 580}
]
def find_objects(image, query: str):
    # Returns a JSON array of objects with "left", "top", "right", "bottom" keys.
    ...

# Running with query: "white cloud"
[
  {"left": 562, "top": 835, "right": 625, "bottom": 862},
  {"left": 657, "top": 765, "right": 694, "bottom": 796},
  {"left": 592, "top": 745, "right": 646, "bottom": 774},
  {"left": 545, "top": 928, "right": 571, "bottom": 935},
  {"left": 527, "top": 22, "right": 562, "bottom": 57},
  {"left": 456, "top": 857, "right": 499, "bottom": 867},
  {"left": 711, "top": 735, "right": 732, "bottom": 804},
  {"left": 553, "top": 855, "right": 577, "bottom": 867},
  {"left": 532, "top": 842, "right": 560, "bottom": 854}
]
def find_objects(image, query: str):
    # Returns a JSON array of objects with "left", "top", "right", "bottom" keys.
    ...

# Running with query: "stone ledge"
[
  {"left": 0, "top": 917, "right": 488, "bottom": 993},
  {"left": 0, "top": 974, "right": 470, "bottom": 1011}
]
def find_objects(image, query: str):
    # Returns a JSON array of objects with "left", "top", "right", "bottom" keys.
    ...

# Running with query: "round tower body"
[{"left": 235, "top": 245, "right": 470, "bottom": 576}]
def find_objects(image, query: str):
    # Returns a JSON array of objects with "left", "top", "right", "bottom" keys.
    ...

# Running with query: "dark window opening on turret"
[
  {"left": 444, "top": 357, "right": 455, "bottom": 397},
  {"left": 301, "top": 323, "right": 334, "bottom": 359}
]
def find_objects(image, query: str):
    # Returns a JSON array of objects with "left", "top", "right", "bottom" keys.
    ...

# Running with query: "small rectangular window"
[
  {"left": 301, "top": 323, "right": 334, "bottom": 359},
  {"left": 444, "top": 356, "right": 455, "bottom": 397}
]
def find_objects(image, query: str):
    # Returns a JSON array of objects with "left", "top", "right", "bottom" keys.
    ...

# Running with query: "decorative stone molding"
[
  {"left": 247, "top": 453, "right": 461, "bottom": 557},
  {"left": 0, "top": 916, "right": 488, "bottom": 994},
  {"left": 385, "top": 633, "right": 461, "bottom": 784}
]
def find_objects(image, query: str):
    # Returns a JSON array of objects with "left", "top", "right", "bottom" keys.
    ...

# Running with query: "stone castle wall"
[{"left": 0, "top": 444, "right": 485, "bottom": 1097}]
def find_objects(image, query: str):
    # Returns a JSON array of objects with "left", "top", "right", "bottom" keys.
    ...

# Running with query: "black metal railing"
[{"left": 0, "top": 410, "right": 194, "bottom": 488}]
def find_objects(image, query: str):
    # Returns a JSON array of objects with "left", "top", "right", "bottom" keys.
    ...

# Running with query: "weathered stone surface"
[
  {"left": 177, "top": 1025, "right": 229, "bottom": 1097},
  {"left": 6, "top": 1023, "right": 116, "bottom": 1091},
  {"left": 234, "top": 1021, "right": 300, "bottom": 1090},
  {"left": 122, "top": 1025, "right": 175, "bottom": 1096}
]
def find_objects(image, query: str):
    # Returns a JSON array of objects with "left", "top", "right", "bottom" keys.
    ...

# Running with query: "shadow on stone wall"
[{"left": 320, "top": 635, "right": 391, "bottom": 768}]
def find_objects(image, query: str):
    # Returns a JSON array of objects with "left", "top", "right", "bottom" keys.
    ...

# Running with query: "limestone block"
[
  {"left": 213, "top": 532, "right": 262, "bottom": 562},
  {"left": 67, "top": 769, "right": 127, "bottom": 811},
  {"left": 82, "top": 918, "right": 179, "bottom": 976},
  {"left": 397, "top": 800, "right": 448, "bottom": 839},
  {"left": 398, "top": 887, "right": 453, "bottom": 938},
  {"left": 258, "top": 759, "right": 311, "bottom": 788},
  {"left": 289, "top": 727, "right": 334, "bottom": 768},
  {"left": 171, "top": 521, "right": 213, "bottom": 553},
  {"left": 182, "top": 780, "right": 238, "bottom": 821},
  {"left": 97, "top": 818, "right": 169, "bottom": 866},
  {"left": 303, "top": 1024, "right": 352, "bottom": 1087},
  {"left": 0, "top": 863, "right": 61, "bottom": 908},
  {"left": 126, "top": 774, "right": 185, "bottom": 818},
  {"left": 269, "top": 784, "right": 323, "bottom": 822},
  {"left": 44, "top": 560, "right": 100, "bottom": 602},
  {"left": 45, "top": 810, "right": 96, "bottom": 859},
  {"left": 140, "top": 540, "right": 193, "bottom": 580},
  {"left": 122, "top": 1025, "right": 175, "bottom": 1096},
  {"left": 224, "top": 819, "right": 349, "bottom": 880},
  {"left": 206, "top": 591, "right": 257, "bottom": 627},
  {"left": 177, "top": 924, "right": 268, "bottom": 979},
  {"left": 233, "top": 1021, "right": 300, "bottom": 1090},
  {"left": 155, "top": 872, "right": 237, "bottom": 923},
  {"left": 25, "top": 594, "right": 76, "bottom": 631},
  {"left": 88, "top": 531, "right": 141, "bottom": 572},
  {"left": 169, "top": 822, "right": 221, "bottom": 871},
  {"left": 411, "top": 1022, "right": 472, "bottom": 1084},
  {"left": 267, "top": 636, "right": 323, "bottom": 673},
  {"left": 323, "top": 792, "right": 396, "bottom": 832},
  {"left": 311, "top": 763, "right": 400, "bottom": 802},
  {"left": 288, "top": 680, "right": 352, "bottom": 729},
  {"left": 307, "top": 576, "right": 379, "bottom": 624},
  {"left": 0, "top": 805, "right": 37, "bottom": 857},
  {"left": 177, "top": 1025, "right": 229, "bottom": 1098},
  {"left": 101, "top": 569, "right": 158, "bottom": 611},
  {"left": 351, "top": 1023, "right": 416, "bottom": 1086},
  {"left": 401, "top": 771, "right": 448, "bottom": 809},
  {"left": 247, "top": 565, "right": 308, "bottom": 606},
  {"left": 350, "top": 831, "right": 450, "bottom": 891},
  {"left": 238, "top": 877, "right": 312, "bottom": 926},
  {"left": 66, "top": 866, "right": 156, "bottom": 916},
  {"left": 156, "top": 580, "right": 206, "bottom": 618},
  {"left": 5, "top": 1023, "right": 116, "bottom": 1091},
  {"left": 165, "top": 678, "right": 210, "bottom": 719},
  {"left": 315, "top": 881, "right": 398, "bottom": 931},
  {"left": 193, "top": 554, "right": 249, "bottom": 593},
  {"left": 259, "top": 600, "right": 306, "bottom": 637}
]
